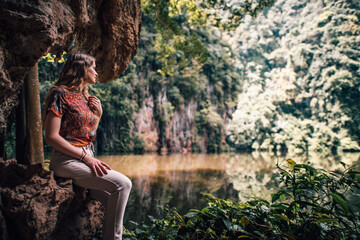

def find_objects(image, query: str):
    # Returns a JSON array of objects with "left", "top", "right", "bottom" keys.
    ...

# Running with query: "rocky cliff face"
[
  {"left": 134, "top": 96, "right": 200, "bottom": 154},
  {"left": 0, "top": 0, "right": 141, "bottom": 141},
  {"left": 0, "top": 160, "right": 104, "bottom": 240}
]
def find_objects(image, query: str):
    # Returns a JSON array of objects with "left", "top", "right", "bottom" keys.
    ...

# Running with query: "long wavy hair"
[{"left": 43, "top": 52, "right": 95, "bottom": 121}]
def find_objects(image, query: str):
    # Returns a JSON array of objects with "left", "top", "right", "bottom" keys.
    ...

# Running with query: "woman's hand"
[
  {"left": 88, "top": 96, "right": 102, "bottom": 118},
  {"left": 83, "top": 154, "right": 112, "bottom": 177}
]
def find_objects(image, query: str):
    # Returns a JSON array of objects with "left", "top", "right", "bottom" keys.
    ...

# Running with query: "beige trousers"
[{"left": 50, "top": 145, "right": 132, "bottom": 240}]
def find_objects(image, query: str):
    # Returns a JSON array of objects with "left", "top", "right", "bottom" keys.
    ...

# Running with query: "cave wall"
[{"left": 0, "top": 0, "right": 141, "bottom": 144}]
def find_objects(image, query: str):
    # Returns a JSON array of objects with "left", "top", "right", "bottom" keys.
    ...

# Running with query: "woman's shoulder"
[
  {"left": 48, "top": 87, "right": 68, "bottom": 101},
  {"left": 52, "top": 86, "right": 66, "bottom": 94},
  {"left": 51, "top": 86, "right": 72, "bottom": 97}
]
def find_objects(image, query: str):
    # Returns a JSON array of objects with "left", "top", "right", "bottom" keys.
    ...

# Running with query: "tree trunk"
[{"left": 25, "top": 63, "right": 44, "bottom": 165}]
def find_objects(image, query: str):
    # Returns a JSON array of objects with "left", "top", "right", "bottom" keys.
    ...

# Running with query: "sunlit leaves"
[
  {"left": 42, "top": 52, "right": 66, "bottom": 63},
  {"left": 169, "top": 0, "right": 203, "bottom": 26},
  {"left": 224, "top": 0, "right": 360, "bottom": 154},
  {"left": 154, "top": 32, "right": 207, "bottom": 77},
  {"left": 145, "top": 0, "right": 275, "bottom": 31},
  {"left": 286, "top": 159, "right": 296, "bottom": 170},
  {"left": 143, "top": 0, "right": 274, "bottom": 76},
  {"left": 199, "top": 0, "right": 275, "bottom": 30}
]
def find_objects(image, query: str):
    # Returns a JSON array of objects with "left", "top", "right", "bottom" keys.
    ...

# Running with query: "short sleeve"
[{"left": 47, "top": 87, "right": 65, "bottom": 118}]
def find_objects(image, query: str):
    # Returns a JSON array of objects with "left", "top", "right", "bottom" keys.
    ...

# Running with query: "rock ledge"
[{"left": 0, "top": 160, "right": 104, "bottom": 240}]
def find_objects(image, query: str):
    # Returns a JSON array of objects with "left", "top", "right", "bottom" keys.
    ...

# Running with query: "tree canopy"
[{"left": 141, "top": 0, "right": 275, "bottom": 75}]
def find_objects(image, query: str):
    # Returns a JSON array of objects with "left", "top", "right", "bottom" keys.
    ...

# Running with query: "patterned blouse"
[{"left": 47, "top": 87, "right": 97, "bottom": 147}]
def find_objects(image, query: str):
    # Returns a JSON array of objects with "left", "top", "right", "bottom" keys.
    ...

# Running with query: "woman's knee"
[
  {"left": 112, "top": 171, "right": 132, "bottom": 191},
  {"left": 123, "top": 176, "right": 132, "bottom": 191}
]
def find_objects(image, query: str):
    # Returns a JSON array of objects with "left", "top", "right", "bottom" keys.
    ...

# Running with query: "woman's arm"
[{"left": 44, "top": 111, "right": 111, "bottom": 176}]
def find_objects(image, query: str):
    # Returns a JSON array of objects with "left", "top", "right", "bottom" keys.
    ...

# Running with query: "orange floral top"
[{"left": 47, "top": 87, "right": 97, "bottom": 147}]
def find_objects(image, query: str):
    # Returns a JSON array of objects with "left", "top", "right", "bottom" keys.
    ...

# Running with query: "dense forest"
[
  {"left": 5, "top": 0, "right": 360, "bottom": 157},
  {"left": 226, "top": 0, "right": 360, "bottom": 155}
]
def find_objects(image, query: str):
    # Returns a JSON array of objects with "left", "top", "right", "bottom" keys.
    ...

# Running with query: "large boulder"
[
  {"left": 0, "top": 160, "right": 104, "bottom": 240},
  {"left": 0, "top": 0, "right": 142, "bottom": 140}
]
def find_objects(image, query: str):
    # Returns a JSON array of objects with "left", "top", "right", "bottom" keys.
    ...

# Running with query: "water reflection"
[{"left": 97, "top": 152, "right": 360, "bottom": 226}]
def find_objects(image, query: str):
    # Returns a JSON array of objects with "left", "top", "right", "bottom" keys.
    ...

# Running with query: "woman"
[{"left": 44, "top": 52, "right": 132, "bottom": 240}]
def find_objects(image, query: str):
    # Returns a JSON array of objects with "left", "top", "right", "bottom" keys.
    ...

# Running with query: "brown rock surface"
[
  {"left": 0, "top": 0, "right": 141, "bottom": 140},
  {"left": 0, "top": 160, "right": 104, "bottom": 240}
]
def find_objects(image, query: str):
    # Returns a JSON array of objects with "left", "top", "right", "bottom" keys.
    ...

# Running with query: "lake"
[{"left": 97, "top": 152, "right": 360, "bottom": 228}]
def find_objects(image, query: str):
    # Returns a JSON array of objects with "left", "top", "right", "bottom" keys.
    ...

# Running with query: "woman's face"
[{"left": 85, "top": 62, "right": 98, "bottom": 84}]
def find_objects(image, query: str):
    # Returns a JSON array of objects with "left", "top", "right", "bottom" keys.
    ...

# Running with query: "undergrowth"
[{"left": 123, "top": 160, "right": 360, "bottom": 240}]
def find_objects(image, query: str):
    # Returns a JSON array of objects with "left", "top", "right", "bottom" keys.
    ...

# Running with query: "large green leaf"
[{"left": 330, "top": 192, "right": 350, "bottom": 215}]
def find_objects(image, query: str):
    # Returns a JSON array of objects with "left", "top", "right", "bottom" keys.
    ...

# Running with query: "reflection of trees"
[
  {"left": 225, "top": 152, "right": 360, "bottom": 201},
  {"left": 289, "top": 152, "right": 360, "bottom": 171},
  {"left": 124, "top": 154, "right": 239, "bottom": 226},
  {"left": 115, "top": 153, "right": 360, "bottom": 227},
  {"left": 126, "top": 169, "right": 239, "bottom": 225},
  {"left": 225, "top": 153, "right": 277, "bottom": 201}
]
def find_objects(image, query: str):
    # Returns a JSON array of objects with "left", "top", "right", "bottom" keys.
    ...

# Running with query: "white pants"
[{"left": 50, "top": 145, "right": 132, "bottom": 240}]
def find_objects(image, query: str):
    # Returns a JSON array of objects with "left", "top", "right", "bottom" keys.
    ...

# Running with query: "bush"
[{"left": 124, "top": 160, "right": 360, "bottom": 239}]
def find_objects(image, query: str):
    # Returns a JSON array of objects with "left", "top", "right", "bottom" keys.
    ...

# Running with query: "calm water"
[{"left": 97, "top": 152, "right": 360, "bottom": 228}]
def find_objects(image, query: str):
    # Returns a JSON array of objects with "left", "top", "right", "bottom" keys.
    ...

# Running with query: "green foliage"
[
  {"left": 39, "top": 53, "right": 67, "bottom": 83},
  {"left": 195, "top": 101, "right": 224, "bottom": 153},
  {"left": 132, "top": 134, "right": 146, "bottom": 154},
  {"left": 226, "top": 0, "right": 360, "bottom": 154},
  {"left": 4, "top": 113, "right": 16, "bottom": 159},
  {"left": 142, "top": 0, "right": 274, "bottom": 76},
  {"left": 226, "top": 84, "right": 358, "bottom": 154},
  {"left": 143, "top": 0, "right": 275, "bottom": 32},
  {"left": 125, "top": 161, "right": 360, "bottom": 239}
]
